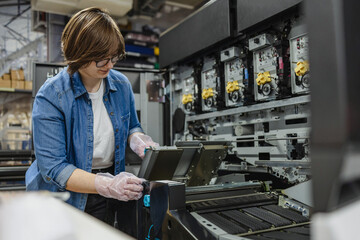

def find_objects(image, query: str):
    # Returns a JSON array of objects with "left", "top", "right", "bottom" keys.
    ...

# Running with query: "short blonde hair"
[{"left": 61, "top": 7, "right": 125, "bottom": 75}]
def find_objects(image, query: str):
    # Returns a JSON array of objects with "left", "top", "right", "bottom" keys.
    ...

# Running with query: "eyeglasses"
[{"left": 95, "top": 54, "right": 124, "bottom": 68}]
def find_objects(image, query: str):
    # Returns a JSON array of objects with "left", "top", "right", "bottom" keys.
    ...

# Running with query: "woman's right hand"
[{"left": 94, "top": 172, "right": 144, "bottom": 201}]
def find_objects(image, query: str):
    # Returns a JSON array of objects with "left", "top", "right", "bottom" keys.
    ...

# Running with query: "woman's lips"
[{"left": 99, "top": 69, "right": 109, "bottom": 74}]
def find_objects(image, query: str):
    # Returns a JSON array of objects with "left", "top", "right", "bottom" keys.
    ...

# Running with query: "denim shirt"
[{"left": 25, "top": 67, "right": 143, "bottom": 210}]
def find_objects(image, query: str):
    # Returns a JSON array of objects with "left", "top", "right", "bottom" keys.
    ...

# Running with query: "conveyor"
[{"left": 172, "top": 183, "right": 310, "bottom": 240}]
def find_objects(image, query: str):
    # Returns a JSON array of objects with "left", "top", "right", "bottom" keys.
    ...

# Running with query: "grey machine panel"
[
  {"left": 159, "top": 0, "right": 231, "bottom": 68},
  {"left": 137, "top": 147, "right": 183, "bottom": 181},
  {"left": 138, "top": 141, "right": 230, "bottom": 185},
  {"left": 236, "top": 0, "right": 303, "bottom": 33},
  {"left": 32, "top": 62, "right": 66, "bottom": 97},
  {"left": 175, "top": 141, "right": 230, "bottom": 186}
]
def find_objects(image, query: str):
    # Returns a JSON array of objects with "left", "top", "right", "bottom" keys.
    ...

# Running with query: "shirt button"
[
  {"left": 104, "top": 98, "right": 108, "bottom": 101},
  {"left": 116, "top": 145, "right": 119, "bottom": 149},
  {"left": 110, "top": 112, "right": 114, "bottom": 116},
  {"left": 46, "top": 176, "right": 51, "bottom": 181},
  {"left": 116, "top": 129, "right": 119, "bottom": 132}
]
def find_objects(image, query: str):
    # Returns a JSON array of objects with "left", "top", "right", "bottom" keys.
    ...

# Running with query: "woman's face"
[{"left": 79, "top": 56, "right": 115, "bottom": 81}]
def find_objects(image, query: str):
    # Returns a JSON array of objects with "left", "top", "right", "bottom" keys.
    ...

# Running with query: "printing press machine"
[{"left": 116, "top": 141, "right": 311, "bottom": 240}]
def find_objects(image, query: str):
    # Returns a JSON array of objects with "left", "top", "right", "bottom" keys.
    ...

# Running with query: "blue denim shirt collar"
[{"left": 70, "top": 68, "right": 118, "bottom": 99}]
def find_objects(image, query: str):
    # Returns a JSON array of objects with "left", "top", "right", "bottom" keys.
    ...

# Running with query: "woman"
[{"left": 25, "top": 7, "right": 158, "bottom": 222}]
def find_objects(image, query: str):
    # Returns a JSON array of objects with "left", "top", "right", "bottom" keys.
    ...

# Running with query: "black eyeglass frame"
[{"left": 94, "top": 53, "right": 125, "bottom": 68}]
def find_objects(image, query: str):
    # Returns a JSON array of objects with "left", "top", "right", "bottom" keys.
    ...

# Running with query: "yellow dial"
[
  {"left": 256, "top": 72, "right": 271, "bottom": 86},
  {"left": 202, "top": 88, "right": 214, "bottom": 99},
  {"left": 295, "top": 60, "right": 309, "bottom": 76}
]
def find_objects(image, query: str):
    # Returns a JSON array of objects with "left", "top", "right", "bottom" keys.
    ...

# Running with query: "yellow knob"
[
  {"left": 295, "top": 60, "right": 309, "bottom": 76},
  {"left": 226, "top": 81, "right": 240, "bottom": 93},
  {"left": 154, "top": 47, "right": 160, "bottom": 56},
  {"left": 256, "top": 72, "right": 271, "bottom": 85},
  {"left": 182, "top": 94, "right": 186, "bottom": 104},
  {"left": 202, "top": 88, "right": 214, "bottom": 99},
  {"left": 182, "top": 94, "right": 193, "bottom": 104}
]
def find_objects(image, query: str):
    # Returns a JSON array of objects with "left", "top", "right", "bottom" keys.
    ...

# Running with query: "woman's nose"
[{"left": 106, "top": 59, "right": 114, "bottom": 68}]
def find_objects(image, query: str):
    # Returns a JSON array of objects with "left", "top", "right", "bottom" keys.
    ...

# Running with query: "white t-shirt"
[{"left": 88, "top": 80, "right": 115, "bottom": 169}]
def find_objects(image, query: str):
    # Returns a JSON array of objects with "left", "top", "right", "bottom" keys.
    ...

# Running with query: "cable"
[{"left": 145, "top": 225, "right": 153, "bottom": 240}]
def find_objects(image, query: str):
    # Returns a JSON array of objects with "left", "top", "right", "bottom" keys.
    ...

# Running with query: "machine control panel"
[
  {"left": 223, "top": 55, "right": 248, "bottom": 107},
  {"left": 201, "top": 57, "right": 218, "bottom": 112},
  {"left": 251, "top": 33, "right": 290, "bottom": 101},
  {"left": 290, "top": 34, "right": 310, "bottom": 94}
]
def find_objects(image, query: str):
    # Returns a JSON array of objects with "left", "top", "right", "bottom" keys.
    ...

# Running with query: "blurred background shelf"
[
  {"left": 0, "top": 88, "right": 32, "bottom": 94},
  {"left": 0, "top": 138, "right": 33, "bottom": 191}
]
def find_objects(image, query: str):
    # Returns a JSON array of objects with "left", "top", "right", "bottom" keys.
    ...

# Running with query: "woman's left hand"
[{"left": 129, "top": 133, "right": 159, "bottom": 158}]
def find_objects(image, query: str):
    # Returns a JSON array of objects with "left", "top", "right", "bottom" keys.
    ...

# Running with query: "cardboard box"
[
  {"left": 3, "top": 74, "right": 11, "bottom": 81},
  {"left": 24, "top": 81, "right": 33, "bottom": 90},
  {"left": 19, "top": 69, "right": 25, "bottom": 80},
  {"left": 0, "top": 80, "right": 11, "bottom": 88},
  {"left": 10, "top": 70, "right": 19, "bottom": 80},
  {"left": 11, "top": 80, "right": 25, "bottom": 89},
  {"left": 10, "top": 69, "right": 25, "bottom": 81}
]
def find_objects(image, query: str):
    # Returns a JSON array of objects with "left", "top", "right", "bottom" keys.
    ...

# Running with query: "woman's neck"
[{"left": 79, "top": 70, "right": 102, "bottom": 93}]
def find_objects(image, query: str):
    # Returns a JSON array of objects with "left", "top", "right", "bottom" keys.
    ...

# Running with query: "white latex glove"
[
  {"left": 94, "top": 172, "right": 143, "bottom": 201},
  {"left": 130, "top": 133, "right": 159, "bottom": 159}
]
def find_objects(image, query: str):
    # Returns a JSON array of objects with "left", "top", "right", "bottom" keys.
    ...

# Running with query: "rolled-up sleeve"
[
  {"left": 128, "top": 82, "right": 144, "bottom": 136},
  {"left": 32, "top": 84, "right": 76, "bottom": 190}
]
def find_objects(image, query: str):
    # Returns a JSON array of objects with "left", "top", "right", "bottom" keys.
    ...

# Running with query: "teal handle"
[
  {"left": 143, "top": 194, "right": 150, "bottom": 207},
  {"left": 144, "top": 146, "right": 152, "bottom": 155}
]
